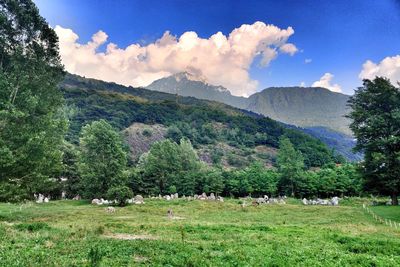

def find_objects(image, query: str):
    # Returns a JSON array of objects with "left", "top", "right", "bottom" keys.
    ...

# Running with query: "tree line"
[{"left": 58, "top": 119, "right": 362, "bottom": 204}]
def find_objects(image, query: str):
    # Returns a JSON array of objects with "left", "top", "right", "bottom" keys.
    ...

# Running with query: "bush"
[
  {"left": 142, "top": 128, "right": 152, "bottom": 137},
  {"left": 15, "top": 222, "right": 50, "bottom": 232},
  {"left": 88, "top": 245, "right": 104, "bottom": 267},
  {"left": 106, "top": 186, "right": 133, "bottom": 206}
]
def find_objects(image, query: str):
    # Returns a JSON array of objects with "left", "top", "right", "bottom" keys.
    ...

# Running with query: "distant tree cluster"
[{"left": 62, "top": 124, "right": 362, "bottom": 200}]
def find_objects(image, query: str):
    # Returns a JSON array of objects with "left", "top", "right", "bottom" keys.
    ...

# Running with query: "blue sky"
[{"left": 34, "top": 0, "right": 400, "bottom": 95}]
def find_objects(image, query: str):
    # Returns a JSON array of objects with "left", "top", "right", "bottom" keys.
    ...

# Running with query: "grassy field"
[
  {"left": 0, "top": 199, "right": 399, "bottom": 267},
  {"left": 370, "top": 206, "right": 400, "bottom": 222}
]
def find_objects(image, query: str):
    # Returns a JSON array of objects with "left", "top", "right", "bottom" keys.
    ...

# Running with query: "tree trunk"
[{"left": 391, "top": 193, "right": 398, "bottom": 206}]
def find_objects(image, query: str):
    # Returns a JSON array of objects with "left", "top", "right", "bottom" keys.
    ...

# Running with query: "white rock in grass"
[
  {"left": 92, "top": 199, "right": 102, "bottom": 205},
  {"left": 36, "top": 194, "right": 44, "bottom": 203},
  {"left": 209, "top": 193, "right": 216, "bottom": 200},
  {"left": 134, "top": 195, "right": 144, "bottom": 204},
  {"left": 331, "top": 197, "right": 339, "bottom": 206},
  {"left": 105, "top": 206, "right": 116, "bottom": 213}
]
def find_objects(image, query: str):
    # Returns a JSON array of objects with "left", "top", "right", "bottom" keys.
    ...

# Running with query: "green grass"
[
  {"left": 0, "top": 199, "right": 399, "bottom": 266},
  {"left": 371, "top": 205, "right": 400, "bottom": 222}
]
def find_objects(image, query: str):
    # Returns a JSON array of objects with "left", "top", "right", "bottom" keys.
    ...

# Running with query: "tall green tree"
[
  {"left": 277, "top": 137, "right": 305, "bottom": 196},
  {"left": 139, "top": 138, "right": 201, "bottom": 195},
  {"left": 0, "top": 0, "right": 67, "bottom": 200},
  {"left": 347, "top": 77, "right": 400, "bottom": 205},
  {"left": 78, "top": 120, "right": 128, "bottom": 198},
  {"left": 61, "top": 141, "right": 80, "bottom": 198}
]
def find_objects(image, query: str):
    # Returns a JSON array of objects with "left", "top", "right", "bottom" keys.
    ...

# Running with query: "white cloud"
[
  {"left": 55, "top": 21, "right": 298, "bottom": 97},
  {"left": 300, "top": 81, "right": 306, "bottom": 87},
  {"left": 359, "top": 55, "right": 400, "bottom": 85},
  {"left": 312, "top": 73, "right": 342, "bottom": 93},
  {"left": 305, "top": 58, "right": 312, "bottom": 64},
  {"left": 279, "top": 43, "right": 298, "bottom": 55}
]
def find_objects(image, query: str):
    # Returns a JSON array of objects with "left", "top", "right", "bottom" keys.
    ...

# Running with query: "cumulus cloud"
[
  {"left": 312, "top": 73, "right": 342, "bottom": 93},
  {"left": 304, "top": 58, "right": 312, "bottom": 64},
  {"left": 359, "top": 55, "right": 400, "bottom": 85},
  {"left": 55, "top": 21, "right": 298, "bottom": 96},
  {"left": 300, "top": 81, "right": 306, "bottom": 87},
  {"left": 279, "top": 43, "right": 298, "bottom": 55}
]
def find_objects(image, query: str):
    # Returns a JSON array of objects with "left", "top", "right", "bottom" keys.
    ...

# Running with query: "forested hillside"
[{"left": 61, "top": 74, "right": 342, "bottom": 168}]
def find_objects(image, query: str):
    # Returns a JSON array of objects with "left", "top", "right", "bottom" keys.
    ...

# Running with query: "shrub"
[
  {"left": 142, "top": 128, "right": 152, "bottom": 137},
  {"left": 88, "top": 245, "right": 103, "bottom": 267},
  {"left": 15, "top": 222, "right": 50, "bottom": 232},
  {"left": 106, "top": 186, "right": 133, "bottom": 206}
]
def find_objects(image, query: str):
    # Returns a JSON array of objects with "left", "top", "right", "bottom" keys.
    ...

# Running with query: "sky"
[{"left": 34, "top": 0, "right": 400, "bottom": 96}]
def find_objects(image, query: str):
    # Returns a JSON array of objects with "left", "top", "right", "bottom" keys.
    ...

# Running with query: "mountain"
[
  {"left": 146, "top": 72, "right": 248, "bottom": 109},
  {"left": 60, "top": 73, "right": 342, "bottom": 167},
  {"left": 301, "top": 127, "right": 362, "bottom": 162},
  {"left": 146, "top": 73, "right": 351, "bottom": 135},
  {"left": 246, "top": 87, "right": 351, "bottom": 135}
]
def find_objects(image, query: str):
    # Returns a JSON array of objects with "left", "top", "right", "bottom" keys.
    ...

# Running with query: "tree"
[
  {"left": 277, "top": 137, "right": 305, "bottom": 196},
  {"left": 139, "top": 138, "right": 201, "bottom": 195},
  {"left": 347, "top": 77, "right": 400, "bottom": 205},
  {"left": 107, "top": 186, "right": 133, "bottom": 207},
  {"left": 61, "top": 141, "right": 80, "bottom": 198},
  {"left": 78, "top": 120, "right": 128, "bottom": 198},
  {"left": 245, "top": 162, "right": 278, "bottom": 197},
  {"left": 0, "top": 0, "right": 67, "bottom": 200},
  {"left": 200, "top": 168, "right": 224, "bottom": 195}
]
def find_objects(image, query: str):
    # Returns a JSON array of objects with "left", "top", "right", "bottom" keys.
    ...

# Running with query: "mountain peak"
[{"left": 172, "top": 71, "right": 208, "bottom": 84}]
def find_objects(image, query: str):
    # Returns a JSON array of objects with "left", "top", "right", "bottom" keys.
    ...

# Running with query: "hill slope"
[
  {"left": 246, "top": 87, "right": 351, "bottom": 135},
  {"left": 60, "top": 73, "right": 341, "bottom": 168}
]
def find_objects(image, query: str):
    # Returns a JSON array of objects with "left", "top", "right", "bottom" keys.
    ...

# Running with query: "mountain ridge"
[{"left": 146, "top": 72, "right": 352, "bottom": 135}]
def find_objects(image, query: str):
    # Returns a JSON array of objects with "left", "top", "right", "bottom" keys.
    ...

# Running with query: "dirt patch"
[
  {"left": 103, "top": 233, "right": 158, "bottom": 240},
  {"left": 133, "top": 255, "right": 149, "bottom": 263},
  {"left": 170, "top": 216, "right": 185, "bottom": 220}
]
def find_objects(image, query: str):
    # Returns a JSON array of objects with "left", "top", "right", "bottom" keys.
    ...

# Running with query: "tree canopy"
[
  {"left": 78, "top": 120, "right": 128, "bottom": 198},
  {"left": 0, "top": 0, "right": 66, "bottom": 201},
  {"left": 347, "top": 77, "right": 400, "bottom": 205}
]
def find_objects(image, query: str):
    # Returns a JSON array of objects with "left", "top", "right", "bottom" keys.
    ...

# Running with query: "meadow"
[{"left": 0, "top": 199, "right": 399, "bottom": 267}]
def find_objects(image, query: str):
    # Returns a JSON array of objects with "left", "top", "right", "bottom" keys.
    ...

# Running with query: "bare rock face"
[{"left": 123, "top": 123, "right": 167, "bottom": 161}]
